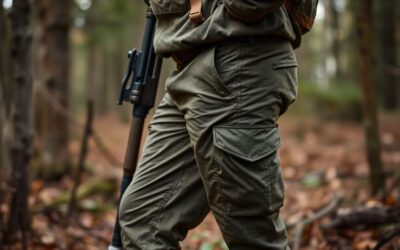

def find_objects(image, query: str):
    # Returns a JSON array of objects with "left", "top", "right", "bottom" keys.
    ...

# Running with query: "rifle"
[{"left": 109, "top": 4, "right": 162, "bottom": 250}]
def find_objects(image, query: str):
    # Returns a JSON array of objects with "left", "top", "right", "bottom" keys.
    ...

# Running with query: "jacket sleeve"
[{"left": 223, "top": 0, "right": 285, "bottom": 22}]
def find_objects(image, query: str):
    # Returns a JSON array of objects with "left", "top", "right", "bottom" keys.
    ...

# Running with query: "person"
[{"left": 119, "top": 0, "right": 300, "bottom": 249}]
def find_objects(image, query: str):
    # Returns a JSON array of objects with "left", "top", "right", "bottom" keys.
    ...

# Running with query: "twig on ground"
[
  {"left": 373, "top": 225, "right": 400, "bottom": 250},
  {"left": 292, "top": 195, "right": 342, "bottom": 250},
  {"left": 385, "top": 171, "right": 400, "bottom": 197}
]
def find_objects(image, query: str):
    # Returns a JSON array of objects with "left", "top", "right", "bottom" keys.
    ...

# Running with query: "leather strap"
[{"left": 189, "top": 0, "right": 204, "bottom": 24}]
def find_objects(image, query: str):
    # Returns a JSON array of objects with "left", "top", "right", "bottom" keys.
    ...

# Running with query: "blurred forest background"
[{"left": 0, "top": 0, "right": 400, "bottom": 249}]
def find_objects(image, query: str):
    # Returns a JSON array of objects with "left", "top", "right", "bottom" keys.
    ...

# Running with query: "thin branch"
[
  {"left": 373, "top": 225, "right": 400, "bottom": 250},
  {"left": 67, "top": 101, "right": 94, "bottom": 223},
  {"left": 385, "top": 171, "right": 400, "bottom": 197},
  {"left": 35, "top": 82, "right": 122, "bottom": 166},
  {"left": 292, "top": 195, "right": 342, "bottom": 250}
]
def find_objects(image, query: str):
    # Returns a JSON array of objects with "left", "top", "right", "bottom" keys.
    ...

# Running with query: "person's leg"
[
  {"left": 168, "top": 37, "right": 297, "bottom": 249},
  {"left": 119, "top": 93, "right": 210, "bottom": 250}
]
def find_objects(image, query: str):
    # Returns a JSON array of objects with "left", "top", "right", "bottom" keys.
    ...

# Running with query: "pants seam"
[
  {"left": 212, "top": 148, "right": 228, "bottom": 215},
  {"left": 147, "top": 167, "right": 189, "bottom": 250},
  {"left": 236, "top": 46, "right": 243, "bottom": 123}
]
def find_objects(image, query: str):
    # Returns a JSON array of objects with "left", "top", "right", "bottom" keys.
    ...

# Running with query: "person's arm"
[{"left": 223, "top": 0, "right": 284, "bottom": 22}]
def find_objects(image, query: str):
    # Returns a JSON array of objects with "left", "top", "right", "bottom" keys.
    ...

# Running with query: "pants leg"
[
  {"left": 167, "top": 37, "right": 297, "bottom": 249},
  {"left": 119, "top": 93, "right": 210, "bottom": 250}
]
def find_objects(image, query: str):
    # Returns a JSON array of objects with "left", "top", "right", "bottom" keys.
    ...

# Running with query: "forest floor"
[{"left": 2, "top": 113, "right": 400, "bottom": 249}]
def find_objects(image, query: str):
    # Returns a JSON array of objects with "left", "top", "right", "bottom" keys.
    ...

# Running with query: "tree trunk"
[
  {"left": 87, "top": 41, "right": 97, "bottom": 101},
  {"left": 100, "top": 47, "right": 109, "bottom": 115},
  {"left": 326, "top": 0, "right": 342, "bottom": 80},
  {"left": 357, "top": 0, "right": 385, "bottom": 195},
  {"left": 0, "top": 5, "right": 3, "bottom": 236},
  {"left": 34, "top": 0, "right": 71, "bottom": 179},
  {"left": 6, "top": 0, "right": 33, "bottom": 248},
  {"left": 376, "top": 0, "right": 398, "bottom": 110},
  {"left": 0, "top": 7, "right": 12, "bottom": 239},
  {"left": 0, "top": 3, "right": 13, "bottom": 116},
  {"left": 0, "top": 0, "right": 5, "bottom": 173}
]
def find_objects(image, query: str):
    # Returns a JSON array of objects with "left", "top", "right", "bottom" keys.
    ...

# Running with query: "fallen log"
[{"left": 321, "top": 206, "right": 400, "bottom": 230}]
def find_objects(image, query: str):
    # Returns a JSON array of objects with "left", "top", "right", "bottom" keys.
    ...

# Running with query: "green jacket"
[{"left": 150, "top": 0, "right": 298, "bottom": 55}]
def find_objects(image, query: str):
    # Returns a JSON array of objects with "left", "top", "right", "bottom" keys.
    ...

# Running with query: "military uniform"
[{"left": 119, "top": 0, "right": 299, "bottom": 249}]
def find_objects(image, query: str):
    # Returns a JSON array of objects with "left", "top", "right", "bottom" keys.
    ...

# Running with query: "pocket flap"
[{"left": 213, "top": 125, "right": 281, "bottom": 162}]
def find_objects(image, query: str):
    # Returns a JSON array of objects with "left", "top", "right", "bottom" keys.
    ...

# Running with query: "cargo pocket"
[
  {"left": 149, "top": 0, "right": 190, "bottom": 16},
  {"left": 212, "top": 125, "right": 285, "bottom": 217}
]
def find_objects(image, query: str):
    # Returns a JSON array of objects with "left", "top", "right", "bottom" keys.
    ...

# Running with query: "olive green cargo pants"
[{"left": 119, "top": 37, "right": 298, "bottom": 250}]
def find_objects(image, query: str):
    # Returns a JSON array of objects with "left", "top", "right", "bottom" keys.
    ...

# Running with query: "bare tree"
[
  {"left": 325, "top": 0, "right": 342, "bottom": 80},
  {"left": 375, "top": 0, "right": 398, "bottom": 110},
  {"left": 6, "top": 0, "right": 33, "bottom": 248},
  {"left": 0, "top": 3, "right": 4, "bottom": 241},
  {"left": 0, "top": 4, "right": 12, "bottom": 242},
  {"left": 0, "top": 0, "right": 5, "bottom": 172},
  {"left": 34, "top": 0, "right": 71, "bottom": 178},
  {"left": 0, "top": 0, "right": 13, "bottom": 142},
  {"left": 357, "top": 0, "right": 385, "bottom": 195}
]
